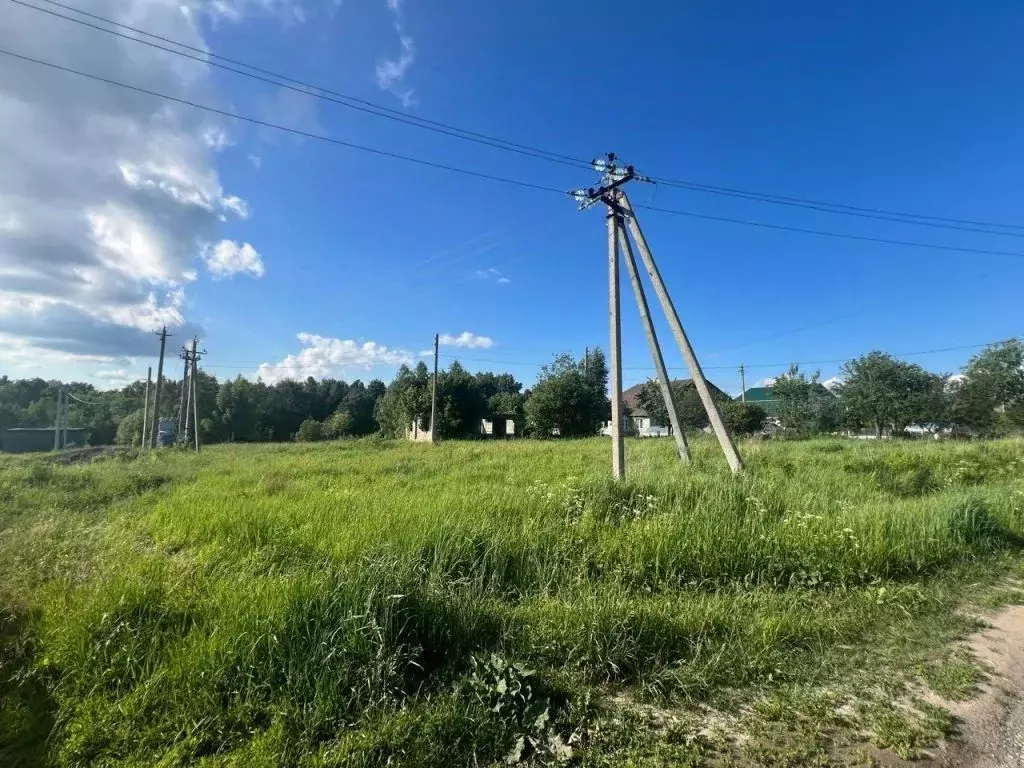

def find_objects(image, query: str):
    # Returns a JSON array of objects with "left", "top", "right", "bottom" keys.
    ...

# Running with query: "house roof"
[
  {"left": 736, "top": 384, "right": 834, "bottom": 416},
  {"left": 623, "top": 379, "right": 727, "bottom": 417}
]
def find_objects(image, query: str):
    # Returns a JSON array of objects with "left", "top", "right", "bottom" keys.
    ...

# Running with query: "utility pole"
[
  {"left": 191, "top": 339, "right": 201, "bottom": 452},
  {"left": 150, "top": 326, "right": 170, "bottom": 448},
  {"left": 53, "top": 387, "right": 63, "bottom": 451},
  {"left": 570, "top": 154, "right": 744, "bottom": 475},
  {"left": 607, "top": 206, "right": 625, "bottom": 480},
  {"left": 740, "top": 364, "right": 747, "bottom": 402},
  {"left": 616, "top": 205, "right": 690, "bottom": 462},
  {"left": 141, "top": 367, "right": 152, "bottom": 450},
  {"left": 182, "top": 346, "right": 194, "bottom": 448},
  {"left": 177, "top": 347, "right": 191, "bottom": 436},
  {"left": 429, "top": 333, "right": 439, "bottom": 443}
]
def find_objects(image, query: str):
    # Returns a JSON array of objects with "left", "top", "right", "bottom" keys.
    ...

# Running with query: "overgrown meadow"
[{"left": 2, "top": 437, "right": 1023, "bottom": 766}]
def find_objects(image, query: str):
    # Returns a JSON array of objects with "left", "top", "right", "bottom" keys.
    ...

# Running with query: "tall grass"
[{"left": 1, "top": 437, "right": 1023, "bottom": 765}]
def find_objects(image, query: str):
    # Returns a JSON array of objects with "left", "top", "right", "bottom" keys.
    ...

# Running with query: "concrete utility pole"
[
  {"left": 150, "top": 326, "right": 170, "bottom": 448},
  {"left": 615, "top": 205, "right": 690, "bottom": 462},
  {"left": 570, "top": 154, "right": 744, "bottom": 475},
  {"left": 53, "top": 387, "right": 62, "bottom": 450},
  {"left": 619, "top": 191, "right": 743, "bottom": 473},
  {"left": 607, "top": 207, "right": 625, "bottom": 480},
  {"left": 740, "top": 364, "right": 747, "bottom": 402},
  {"left": 141, "top": 366, "right": 152, "bottom": 450},
  {"left": 190, "top": 337, "right": 201, "bottom": 452},
  {"left": 177, "top": 347, "right": 191, "bottom": 435},
  {"left": 429, "top": 333, "right": 439, "bottom": 443}
]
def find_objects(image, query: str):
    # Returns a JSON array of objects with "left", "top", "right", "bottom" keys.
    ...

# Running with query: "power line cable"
[
  {"left": 15, "top": 0, "right": 1024, "bottom": 236},
  {"left": 4, "top": 46, "right": 1024, "bottom": 263},
  {"left": 65, "top": 390, "right": 105, "bottom": 406},
  {"left": 633, "top": 202, "right": 1024, "bottom": 259},
  {"left": 435, "top": 339, "right": 1013, "bottom": 372},
  {"left": 652, "top": 177, "right": 1024, "bottom": 233},
  {"left": 0, "top": 47, "right": 566, "bottom": 196},
  {"left": 11, "top": 0, "right": 591, "bottom": 170}
]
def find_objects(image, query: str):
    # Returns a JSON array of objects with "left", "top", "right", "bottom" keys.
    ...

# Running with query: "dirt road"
[{"left": 931, "top": 604, "right": 1024, "bottom": 767}]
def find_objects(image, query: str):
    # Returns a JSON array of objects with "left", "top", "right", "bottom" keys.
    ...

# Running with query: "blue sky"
[{"left": 1, "top": 0, "right": 1022, "bottom": 394}]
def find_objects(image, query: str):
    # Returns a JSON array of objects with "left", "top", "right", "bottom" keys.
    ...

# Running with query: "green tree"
[
  {"left": 635, "top": 379, "right": 726, "bottom": 433},
  {"left": 525, "top": 352, "right": 608, "bottom": 437},
  {"left": 772, "top": 366, "right": 840, "bottom": 437},
  {"left": 838, "top": 351, "right": 947, "bottom": 437},
  {"left": 295, "top": 418, "right": 324, "bottom": 442},
  {"left": 322, "top": 409, "right": 353, "bottom": 439},
  {"left": 434, "top": 362, "right": 487, "bottom": 438},
  {"left": 115, "top": 409, "right": 147, "bottom": 447},
  {"left": 377, "top": 363, "right": 432, "bottom": 438},
  {"left": 723, "top": 400, "right": 767, "bottom": 436},
  {"left": 950, "top": 339, "right": 1024, "bottom": 434}
]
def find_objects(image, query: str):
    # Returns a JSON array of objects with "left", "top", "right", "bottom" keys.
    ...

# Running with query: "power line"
[
  {"left": 436, "top": 339, "right": 1012, "bottom": 372},
  {"left": 0, "top": 47, "right": 566, "bottom": 197},
  {"left": 10, "top": 0, "right": 590, "bottom": 171},
  {"left": 64, "top": 390, "right": 105, "bottom": 406},
  {"left": 634, "top": 203, "right": 1024, "bottom": 259},
  {"left": 652, "top": 177, "right": 1024, "bottom": 233},
  {"left": 5, "top": 46, "right": 1024, "bottom": 262},
  {"left": 14, "top": 0, "right": 1024, "bottom": 237}
]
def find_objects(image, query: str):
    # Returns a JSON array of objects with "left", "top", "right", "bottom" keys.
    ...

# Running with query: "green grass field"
[{"left": 2, "top": 437, "right": 1024, "bottom": 766}]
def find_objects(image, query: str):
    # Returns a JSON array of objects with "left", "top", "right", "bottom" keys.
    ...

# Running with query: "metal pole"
[
  {"left": 150, "top": 326, "right": 169, "bottom": 448},
  {"left": 740, "top": 364, "right": 747, "bottom": 402},
  {"left": 191, "top": 338, "right": 200, "bottom": 452},
  {"left": 141, "top": 366, "right": 151, "bottom": 450},
  {"left": 53, "top": 387, "right": 62, "bottom": 450},
  {"left": 615, "top": 208, "right": 690, "bottom": 462},
  {"left": 619, "top": 192, "right": 743, "bottom": 473},
  {"left": 607, "top": 207, "right": 625, "bottom": 479},
  {"left": 429, "top": 333, "right": 439, "bottom": 443},
  {"left": 62, "top": 392, "right": 68, "bottom": 449}
]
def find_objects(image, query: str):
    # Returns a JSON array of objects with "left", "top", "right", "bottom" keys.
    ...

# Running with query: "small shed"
[{"left": 1, "top": 427, "right": 87, "bottom": 453}]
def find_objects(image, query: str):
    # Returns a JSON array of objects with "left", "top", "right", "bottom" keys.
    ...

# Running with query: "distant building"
[
  {"left": 1, "top": 427, "right": 86, "bottom": 453},
  {"left": 602, "top": 379, "right": 729, "bottom": 436},
  {"left": 737, "top": 384, "right": 834, "bottom": 418}
]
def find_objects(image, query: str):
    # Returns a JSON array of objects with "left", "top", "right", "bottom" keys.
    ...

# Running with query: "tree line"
[{"left": 0, "top": 339, "right": 1020, "bottom": 446}]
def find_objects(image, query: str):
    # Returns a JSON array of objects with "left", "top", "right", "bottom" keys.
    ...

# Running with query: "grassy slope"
[{"left": 1, "top": 437, "right": 1023, "bottom": 766}]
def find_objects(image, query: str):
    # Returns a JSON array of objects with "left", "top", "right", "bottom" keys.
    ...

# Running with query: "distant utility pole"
[
  {"left": 740, "top": 364, "right": 747, "bottom": 402},
  {"left": 53, "top": 387, "right": 63, "bottom": 451},
  {"left": 571, "top": 153, "right": 744, "bottom": 475},
  {"left": 141, "top": 366, "right": 152, "bottom": 450},
  {"left": 181, "top": 338, "right": 206, "bottom": 452},
  {"left": 429, "top": 333, "right": 439, "bottom": 443},
  {"left": 150, "top": 326, "right": 170, "bottom": 449},
  {"left": 177, "top": 347, "right": 191, "bottom": 435}
]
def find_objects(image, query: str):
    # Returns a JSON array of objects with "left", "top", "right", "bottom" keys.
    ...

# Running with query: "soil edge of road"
[{"left": 927, "top": 602, "right": 1024, "bottom": 768}]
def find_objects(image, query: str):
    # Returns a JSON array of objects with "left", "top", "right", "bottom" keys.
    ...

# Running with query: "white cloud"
[
  {"left": 257, "top": 333, "right": 412, "bottom": 383},
  {"left": 757, "top": 377, "right": 777, "bottom": 387},
  {"left": 474, "top": 267, "right": 510, "bottom": 284},
  {"left": 202, "top": 240, "right": 265, "bottom": 278},
  {"left": 203, "top": 126, "right": 233, "bottom": 151},
  {"left": 0, "top": 0, "right": 272, "bottom": 363},
  {"left": 822, "top": 376, "right": 843, "bottom": 391},
  {"left": 440, "top": 332, "right": 495, "bottom": 350},
  {"left": 376, "top": 0, "right": 417, "bottom": 105},
  {"left": 248, "top": 153, "right": 262, "bottom": 170}
]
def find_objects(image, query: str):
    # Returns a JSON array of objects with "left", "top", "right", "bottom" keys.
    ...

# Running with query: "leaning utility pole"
[
  {"left": 141, "top": 366, "right": 152, "bottom": 450},
  {"left": 429, "top": 333, "right": 439, "bottom": 443},
  {"left": 149, "top": 326, "right": 170, "bottom": 448},
  {"left": 570, "top": 153, "right": 744, "bottom": 475},
  {"left": 190, "top": 338, "right": 203, "bottom": 452},
  {"left": 739, "top": 364, "right": 747, "bottom": 402}
]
